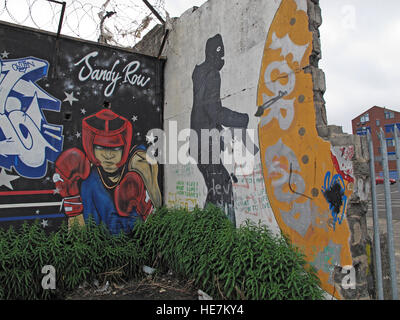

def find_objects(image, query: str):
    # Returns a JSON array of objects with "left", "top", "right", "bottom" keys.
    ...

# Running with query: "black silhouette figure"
[{"left": 190, "top": 34, "right": 250, "bottom": 227}]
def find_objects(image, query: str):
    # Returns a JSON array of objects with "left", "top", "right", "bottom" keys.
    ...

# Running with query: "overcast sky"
[
  {"left": 165, "top": 0, "right": 400, "bottom": 134},
  {"left": 1, "top": 0, "right": 397, "bottom": 135}
]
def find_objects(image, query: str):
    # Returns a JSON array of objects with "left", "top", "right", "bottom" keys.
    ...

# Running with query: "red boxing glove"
[
  {"left": 53, "top": 148, "right": 91, "bottom": 217},
  {"left": 114, "top": 171, "right": 154, "bottom": 220},
  {"left": 62, "top": 196, "right": 84, "bottom": 217}
]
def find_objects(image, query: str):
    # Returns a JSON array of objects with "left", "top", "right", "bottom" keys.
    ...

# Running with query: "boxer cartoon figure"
[{"left": 53, "top": 107, "right": 161, "bottom": 235}]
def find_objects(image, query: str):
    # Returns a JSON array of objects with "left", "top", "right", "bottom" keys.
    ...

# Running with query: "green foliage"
[
  {"left": 0, "top": 206, "right": 323, "bottom": 300},
  {"left": 133, "top": 204, "right": 324, "bottom": 300},
  {"left": 0, "top": 218, "right": 144, "bottom": 300}
]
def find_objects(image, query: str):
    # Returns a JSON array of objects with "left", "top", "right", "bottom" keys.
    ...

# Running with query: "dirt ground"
[{"left": 65, "top": 271, "right": 200, "bottom": 300}]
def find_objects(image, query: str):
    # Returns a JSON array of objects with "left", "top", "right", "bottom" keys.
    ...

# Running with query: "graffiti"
[
  {"left": 0, "top": 57, "right": 63, "bottom": 178},
  {"left": 254, "top": 90, "right": 286, "bottom": 117},
  {"left": 264, "top": 139, "right": 312, "bottom": 236},
  {"left": 0, "top": 22, "right": 163, "bottom": 233},
  {"left": 189, "top": 34, "right": 253, "bottom": 227},
  {"left": 257, "top": 32, "right": 309, "bottom": 131},
  {"left": 74, "top": 51, "right": 151, "bottom": 97},
  {"left": 232, "top": 163, "right": 272, "bottom": 219},
  {"left": 167, "top": 192, "right": 198, "bottom": 210},
  {"left": 266, "top": 139, "right": 306, "bottom": 202},
  {"left": 53, "top": 108, "right": 161, "bottom": 235},
  {"left": 174, "top": 180, "right": 200, "bottom": 199},
  {"left": 257, "top": 0, "right": 354, "bottom": 298},
  {"left": 331, "top": 146, "right": 355, "bottom": 183},
  {"left": 310, "top": 204, "right": 332, "bottom": 232},
  {"left": 321, "top": 171, "right": 347, "bottom": 231},
  {"left": 12, "top": 60, "right": 35, "bottom": 73},
  {"left": 311, "top": 240, "right": 342, "bottom": 284}
]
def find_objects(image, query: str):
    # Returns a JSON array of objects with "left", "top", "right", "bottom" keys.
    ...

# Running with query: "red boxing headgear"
[{"left": 82, "top": 109, "right": 133, "bottom": 168}]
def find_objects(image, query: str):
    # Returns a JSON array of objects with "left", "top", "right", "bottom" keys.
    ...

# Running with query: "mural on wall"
[
  {"left": 0, "top": 56, "right": 63, "bottom": 178},
  {"left": 256, "top": 0, "right": 354, "bottom": 299},
  {"left": 189, "top": 34, "right": 257, "bottom": 227},
  {"left": 162, "top": 0, "right": 282, "bottom": 234},
  {"left": 54, "top": 108, "right": 161, "bottom": 235},
  {"left": 0, "top": 22, "right": 164, "bottom": 233}
]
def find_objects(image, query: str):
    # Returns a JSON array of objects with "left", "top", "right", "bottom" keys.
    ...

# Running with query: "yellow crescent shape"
[{"left": 257, "top": 0, "right": 353, "bottom": 299}]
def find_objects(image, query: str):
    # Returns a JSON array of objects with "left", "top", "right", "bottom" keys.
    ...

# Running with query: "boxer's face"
[{"left": 94, "top": 145, "right": 123, "bottom": 173}]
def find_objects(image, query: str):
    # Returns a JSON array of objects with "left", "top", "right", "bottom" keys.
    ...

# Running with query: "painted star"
[
  {"left": 156, "top": 107, "right": 161, "bottom": 112},
  {"left": 136, "top": 132, "right": 141, "bottom": 136},
  {"left": 75, "top": 131, "right": 81, "bottom": 139},
  {"left": 53, "top": 188, "right": 60, "bottom": 195},
  {"left": 63, "top": 91, "right": 79, "bottom": 106},
  {"left": 1, "top": 50, "right": 9, "bottom": 58},
  {"left": 35, "top": 209, "right": 40, "bottom": 215},
  {"left": 131, "top": 115, "right": 138, "bottom": 122},
  {"left": 0, "top": 168, "right": 19, "bottom": 190},
  {"left": 41, "top": 219, "right": 49, "bottom": 228},
  {"left": 146, "top": 132, "right": 156, "bottom": 144},
  {"left": 80, "top": 108, "right": 87, "bottom": 115},
  {"left": 67, "top": 135, "right": 74, "bottom": 142}
]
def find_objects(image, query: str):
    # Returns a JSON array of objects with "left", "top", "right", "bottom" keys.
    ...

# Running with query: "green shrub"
[
  {"left": 133, "top": 204, "right": 324, "bottom": 300},
  {"left": 0, "top": 218, "right": 144, "bottom": 300},
  {"left": 0, "top": 205, "right": 323, "bottom": 300}
]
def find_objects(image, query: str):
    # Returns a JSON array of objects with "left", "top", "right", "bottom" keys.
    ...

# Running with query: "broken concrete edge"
[
  {"left": 132, "top": 23, "right": 165, "bottom": 57},
  {"left": 307, "top": 0, "right": 373, "bottom": 300}
]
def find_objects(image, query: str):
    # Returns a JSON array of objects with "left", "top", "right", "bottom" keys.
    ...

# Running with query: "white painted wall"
[{"left": 162, "top": 0, "right": 282, "bottom": 233}]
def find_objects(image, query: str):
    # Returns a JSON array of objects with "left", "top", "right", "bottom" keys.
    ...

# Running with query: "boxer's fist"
[
  {"left": 53, "top": 148, "right": 90, "bottom": 217},
  {"left": 114, "top": 171, "right": 153, "bottom": 220}
]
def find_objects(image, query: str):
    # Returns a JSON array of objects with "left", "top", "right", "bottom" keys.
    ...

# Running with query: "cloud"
[
  {"left": 164, "top": 0, "right": 207, "bottom": 18},
  {"left": 319, "top": 0, "right": 400, "bottom": 133}
]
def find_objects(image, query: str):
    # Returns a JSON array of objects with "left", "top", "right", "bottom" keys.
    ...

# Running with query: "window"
[
  {"left": 356, "top": 127, "right": 371, "bottom": 136},
  {"left": 387, "top": 139, "right": 395, "bottom": 147},
  {"left": 360, "top": 113, "right": 369, "bottom": 123},
  {"left": 385, "top": 124, "right": 395, "bottom": 133},
  {"left": 376, "top": 119, "right": 380, "bottom": 126},
  {"left": 384, "top": 110, "right": 395, "bottom": 119}
]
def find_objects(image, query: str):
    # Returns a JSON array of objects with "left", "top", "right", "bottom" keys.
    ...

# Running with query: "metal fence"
[
  {"left": 0, "top": 0, "right": 166, "bottom": 47},
  {"left": 367, "top": 128, "right": 399, "bottom": 300}
]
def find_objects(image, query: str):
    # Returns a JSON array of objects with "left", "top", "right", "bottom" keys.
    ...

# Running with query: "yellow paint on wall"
[{"left": 257, "top": 0, "right": 353, "bottom": 299}]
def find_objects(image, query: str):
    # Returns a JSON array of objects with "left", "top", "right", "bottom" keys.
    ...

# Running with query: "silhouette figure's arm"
[{"left": 204, "top": 70, "right": 249, "bottom": 128}]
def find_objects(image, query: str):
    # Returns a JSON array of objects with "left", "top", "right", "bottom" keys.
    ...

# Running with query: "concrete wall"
[
  {"left": 149, "top": 0, "right": 371, "bottom": 299},
  {"left": 0, "top": 22, "right": 164, "bottom": 234},
  {"left": 159, "top": 0, "right": 281, "bottom": 231}
]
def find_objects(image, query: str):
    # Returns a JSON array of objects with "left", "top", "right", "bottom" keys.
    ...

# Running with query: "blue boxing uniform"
[{"left": 81, "top": 168, "right": 141, "bottom": 235}]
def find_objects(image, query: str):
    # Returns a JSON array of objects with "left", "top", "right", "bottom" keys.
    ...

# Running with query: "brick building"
[{"left": 352, "top": 106, "right": 400, "bottom": 179}]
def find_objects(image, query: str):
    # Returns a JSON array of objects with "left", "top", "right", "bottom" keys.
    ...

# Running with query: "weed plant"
[
  {"left": 0, "top": 217, "right": 144, "bottom": 300},
  {"left": 133, "top": 205, "right": 324, "bottom": 300},
  {"left": 0, "top": 205, "right": 323, "bottom": 300}
]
